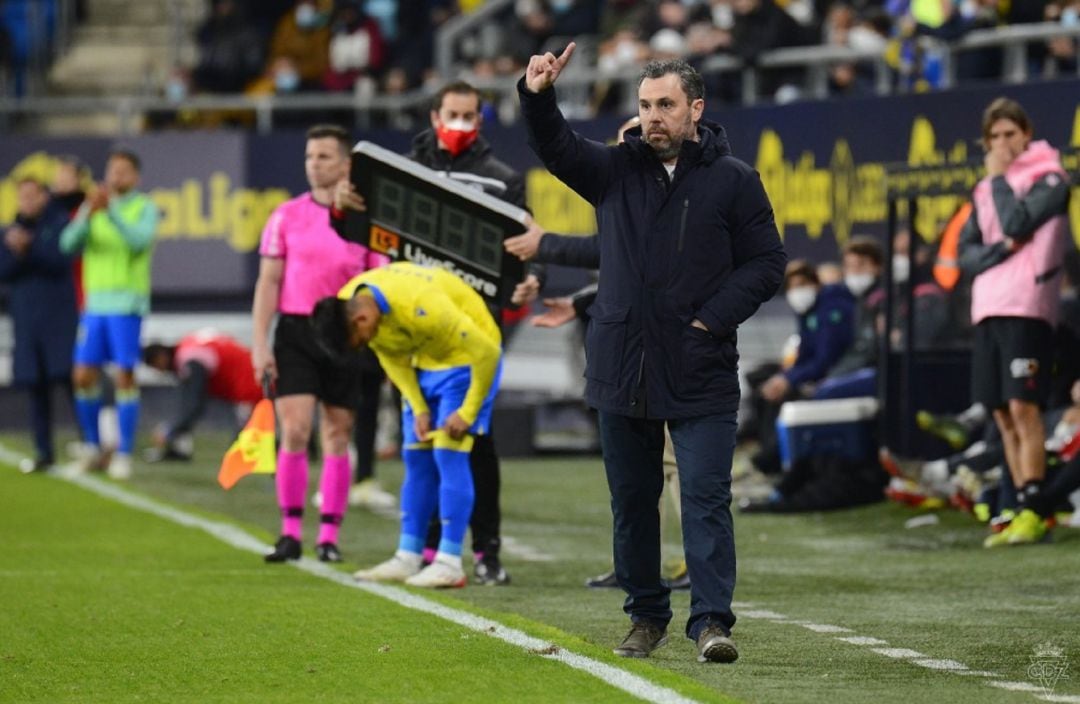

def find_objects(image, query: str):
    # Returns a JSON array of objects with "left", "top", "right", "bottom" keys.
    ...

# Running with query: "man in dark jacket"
[
  {"left": 520, "top": 47, "right": 786, "bottom": 663},
  {"left": 0, "top": 178, "right": 78, "bottom": 472}
]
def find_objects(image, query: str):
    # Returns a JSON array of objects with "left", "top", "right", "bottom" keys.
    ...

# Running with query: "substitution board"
[{"left": 344, "top": 141, "right": 528, "bottom": 305}]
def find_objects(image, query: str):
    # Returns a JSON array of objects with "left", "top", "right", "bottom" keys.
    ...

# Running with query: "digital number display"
[
  {"left": 349, "top": 141, "right": 528, "bottom": 305},
  {"left": 370, "top": 173, "right": 504, "bottom": 274}
]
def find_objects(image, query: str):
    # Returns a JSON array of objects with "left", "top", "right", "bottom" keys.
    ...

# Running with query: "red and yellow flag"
[{"left": 218, "top": 399, "right": 276, "bottom": 489}]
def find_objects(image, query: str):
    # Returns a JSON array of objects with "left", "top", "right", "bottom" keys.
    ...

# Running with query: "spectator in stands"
[
  {"left": 323, "top": 0, "right": 385, "bottom": 92},
  {"left": 141, "top": 331, "right": 264, "bottom": 463},
  {"left": 193, "top": 0, "right": 265, "bottom": 94},
  {"left": 823, "top": 3, "right": 890, "bottom": 96},
  {"left": 511, "top": 0, "right": 602, "bottom": 61},
  {"left": 265, "top": 0, "right": 332, "bottom": 90},
  {"left": 60, "top": 149, "right": 159, "bottom": 481},
  {"left": 248, "top": 56, "right": 303, "bottom": 96},
  {"left": 729, "top": 0, "right": 814, "bottom": 100},
  {"left": 1045, "top": 1, "right": 1080, "bottom": 75},
  {"left": 958, "top": 97, "right": 1070, "bottom": 547},
  {"left": 0, "top": 178, "right": 78, "bottom": 473},
  {"left": 240, "top": 0, "right": 297, "bottom": 38},
  {"left": 390, "top": 0, "right": 456, "bottom": 91}
]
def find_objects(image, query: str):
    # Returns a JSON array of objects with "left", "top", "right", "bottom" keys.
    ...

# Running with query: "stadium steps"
[{"left": 40, "top": 0, "right": 205, "bottom": 132}]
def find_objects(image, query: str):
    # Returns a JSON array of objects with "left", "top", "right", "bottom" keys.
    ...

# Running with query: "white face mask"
[
  {"left": 844, "top": 272, "right": 875, "bottom": 296},
  {"left": 892, "top": 255, "right": 911, "bottom": 283},
  {"left": 786, "top": 286, "right": 817, "bottom": 315}
]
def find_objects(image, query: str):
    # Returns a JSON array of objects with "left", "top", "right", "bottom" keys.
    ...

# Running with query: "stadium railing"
[{"left": 0, "top": 21, "right": 1078, "bottom": 133}]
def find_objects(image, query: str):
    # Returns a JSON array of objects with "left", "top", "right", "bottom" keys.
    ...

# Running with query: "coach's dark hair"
[
  {"left": 638, "top": 59, "right": 704, "bottom": 103},
  {"left": 843, "top": 235, "right": 885, "bottom": 267},
  {"left": 432, "top": 80, "right": 480, "bottom": 112},
  {"left": 306, "top": 124, "right": 352, "bottom": 156},
  {"left": 311, "top": 296, "right": 353, "bottom": 361},
  {"left": 108, "top": 147, "right": 142, "bottom": 172}
]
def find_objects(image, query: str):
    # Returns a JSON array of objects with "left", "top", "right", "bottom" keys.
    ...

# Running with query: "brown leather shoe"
[
  {"left": 613, "top": 622, "right": 668, "bottom": 658},
  {"left": 696, "top": 625, "right": 738, "bottom": 663}
]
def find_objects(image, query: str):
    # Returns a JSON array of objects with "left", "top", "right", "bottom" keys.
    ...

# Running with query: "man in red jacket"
[{"left": 142, "top": 330, "right": 263, "bottom": 462}]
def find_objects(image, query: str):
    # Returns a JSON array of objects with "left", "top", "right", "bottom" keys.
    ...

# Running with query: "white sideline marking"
[
  {"left": 837, "top": 636, "right": 888, "bottom": 646},
  {"left": 794, "top": 623, "right": 852, "bottom": 634},
  {"left": 871, "top": 648, "right": 927, "bottom": 659},
  {"left": 737, "top": 603, "right": 1068, "bottom": 700},
  {"left": 992, "top": 681, "right": 1054, "bottom": 693},
  {"left": 19, "top": 462, "right": 703, "bottom": 704},
  {"left": 501, "top": 536, "right": 556, "bottom": 562},
  {"left": 740, "top": 609, "right": 787, "bottom": 620},
  {"left": 911, "top": 659, "right": 970, "bottom": 671}
]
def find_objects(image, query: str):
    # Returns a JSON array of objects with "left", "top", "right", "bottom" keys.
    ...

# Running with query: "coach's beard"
[{"left": 646, "top": 121, "right": 696, "bottom": 163}]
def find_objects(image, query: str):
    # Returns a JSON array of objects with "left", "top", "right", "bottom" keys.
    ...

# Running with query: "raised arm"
[{"left": 518, "top": 44, "right": 620, "bottom": 206}]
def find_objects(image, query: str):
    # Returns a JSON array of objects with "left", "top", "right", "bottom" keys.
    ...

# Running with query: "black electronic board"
[{"left": 346, "top": 141, "right": 528, "bottom": 305}]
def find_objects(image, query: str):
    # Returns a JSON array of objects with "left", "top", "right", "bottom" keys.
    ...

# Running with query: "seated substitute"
[{"left": 312, "top": 262, "right": 502, "bottom": 588}]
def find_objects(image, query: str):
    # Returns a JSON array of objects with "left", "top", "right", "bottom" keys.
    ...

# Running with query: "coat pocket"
[
  {"left": 584, "top": 302, "right": 630, "bottom": 386},
  {"left": 680, "top": 325, "right": 738, "bottom": 394}
]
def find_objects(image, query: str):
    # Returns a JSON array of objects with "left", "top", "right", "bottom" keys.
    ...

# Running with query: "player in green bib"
[{"left": 60, "top": 149, "right": 159, "bottom": 480}]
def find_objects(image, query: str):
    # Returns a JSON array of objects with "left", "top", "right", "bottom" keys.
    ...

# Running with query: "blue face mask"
[
  {"left": 165, "top": 78, "right": 187, "bottom": 103},
  {"left": 295, "top": 3, "right": 326, "bottom": 29},
  {"left": 275, "top": 70, "right": 300, "bottom": 93}
]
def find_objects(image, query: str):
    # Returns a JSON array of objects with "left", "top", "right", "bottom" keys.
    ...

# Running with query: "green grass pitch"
[{"left": 2, "top": 429, "right": 1078, "bottom": 703}]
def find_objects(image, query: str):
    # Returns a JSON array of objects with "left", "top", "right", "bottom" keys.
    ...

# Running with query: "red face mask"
[{"left": 435, "top": 118, "right": 479, "bottom": 157}]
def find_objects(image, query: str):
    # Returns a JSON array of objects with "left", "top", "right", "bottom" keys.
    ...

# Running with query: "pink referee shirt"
[{"left": 259, "top": 192, "right": 389, "bottom": 315}]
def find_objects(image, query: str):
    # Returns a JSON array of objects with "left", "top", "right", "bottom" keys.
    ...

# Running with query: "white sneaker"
[
  {"left": 107, "top": 453, "right": 132, "bottom": 481},
  {"left": 405, "top": 559, "right": 467, "bottom": 589},
  {"left": 349, "top": 479, "right": 397, "bottom": 509},
  {"left": 70, "top": 443, "right": 105, "bottom": 474},
  {"left": 354, "top": 552, "right": 422, "bottom": 582}
]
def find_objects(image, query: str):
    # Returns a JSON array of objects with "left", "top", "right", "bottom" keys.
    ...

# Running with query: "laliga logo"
[{"left": 1028, "top": 642, "right": 1070, "bottom": 693}]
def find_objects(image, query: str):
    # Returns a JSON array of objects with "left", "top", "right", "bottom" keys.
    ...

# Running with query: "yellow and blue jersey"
[{"left": 337, "top": 262, "right": 502, "bottom": 426}]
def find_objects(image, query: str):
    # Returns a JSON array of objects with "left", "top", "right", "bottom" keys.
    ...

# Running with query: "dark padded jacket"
[{"left": 519, "top": 80, "right": 786, "bottom": 418}]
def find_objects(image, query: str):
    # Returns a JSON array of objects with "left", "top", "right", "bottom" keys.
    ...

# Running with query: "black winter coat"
[{"left": 520, "top": 81, "right": 786, "bottom": 418}]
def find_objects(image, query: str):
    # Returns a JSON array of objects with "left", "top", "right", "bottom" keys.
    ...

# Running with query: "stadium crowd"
[{"left": 167, "top": 0, "right": 1080, "bottom": 112}]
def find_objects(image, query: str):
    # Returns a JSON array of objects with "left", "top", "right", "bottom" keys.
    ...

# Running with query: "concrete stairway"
[
  {"left": 40, "top": 0, "right": 205, "bottom": 132},
  {"left": 48, "top": 0, "right": 205, "bottom": 97}
]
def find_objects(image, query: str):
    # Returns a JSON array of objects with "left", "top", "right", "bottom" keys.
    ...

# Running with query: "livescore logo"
[{"left": 369, "top": 225, "right": 499, "bottom": 299}]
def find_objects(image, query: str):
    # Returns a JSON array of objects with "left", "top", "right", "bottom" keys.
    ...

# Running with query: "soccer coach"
[{"left": 519, "top": 45, "right": 786, "bottom": 663}]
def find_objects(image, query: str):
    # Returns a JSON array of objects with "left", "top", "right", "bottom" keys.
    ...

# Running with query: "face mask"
[
  {"left": 786, "top": 286, "right": 817, "bottom": 315},
  {"left": 165, "top": 78, "right": 187, "bottom": 103},
  {"left": 435, "top": 117, "right": 479, "bottom": 157},
  {"left": 712, "top": 3, "right": 733, "bottom": 29},
  {"left": 295, "top": 3, "right": 325, "bottom": 29},
  {"left": 892, "top": 255, "right": 910, "bottom": 283},
  {"left": 845, "top": 272, "right": 875, "bottom": 296},
  {"left": 275, "top": 70, "right": 300, "bottom": 93}
]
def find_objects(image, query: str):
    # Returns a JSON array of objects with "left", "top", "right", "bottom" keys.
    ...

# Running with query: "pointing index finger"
[{"left": 554, "top": 42, "right": 576, "bottom": 69}]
